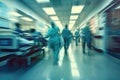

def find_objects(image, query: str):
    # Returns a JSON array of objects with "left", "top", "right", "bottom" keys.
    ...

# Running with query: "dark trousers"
[
  {"left": 82, "top": 38, "right": 91, "bottom": 53},
  {"left": 75, "top": 37, "right": 79, "bottom": 46},
  {"left": 63, "top": 38, "right": 70, "bottom": 52}
]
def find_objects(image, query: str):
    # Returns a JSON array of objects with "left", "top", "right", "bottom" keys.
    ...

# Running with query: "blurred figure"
[
  {"left": 30, "top": 28, "right": 42, "bottom": 45},
  {"left": 30, "top": 28, "right": 42, "bottom": 38},
  {"left": 45, "top": 21, "right": 61, "bottom": 65},
  {"left": 15, "top": 23, "right": 23, "bottom": 33},
  {"left": 74, "top": 28, "right": 80, "bottom": 46},
  {"left": 62, "top": 24, "right": 72, "bottom": 54},
  {"left": 81, "top": 23, "right": 92, "bottom": 53}
]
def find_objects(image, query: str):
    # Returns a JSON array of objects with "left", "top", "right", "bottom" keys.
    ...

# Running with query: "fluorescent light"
[
  {"left": 54, "top": 21, "right": 63, "bottom": 30},
  {"left": 50, "top": 16, "right": 59, "bottom": 20},
  {"left": 55, "top": 21, "right": 62, "bottom": 27},
  {"left": 21, "top": 17, "right": 33, "bottom": 21},
  {"left": 71, "top": 5, "right": 84, "bottom": 14},
  {"left": 43, "top": 7, "right": 56, "bottom": 15},
  {"left": 69, "top": 23, "right": 74, "bottom": 29},
  {"left": 10, "top": 18, "right": 18, "bottom": 22},
  {"left": 69, "top": 20, "right": 76, "bottom": 29},
  {"left": 36, "top": 0, "right": 49, "bottom": 3},
  {"left": 69, "top": 20, "right": 76, "bottom": 24},
  {"left": 70, "top": 15, "right": 79, "bottom": 20},
  {"left": 9, "top": 12, "right": 22, "bottom": 16}
]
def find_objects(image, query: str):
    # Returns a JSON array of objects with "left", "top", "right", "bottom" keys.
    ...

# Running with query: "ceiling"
[{"left": 14, "top": 0, "right": 114, "bottom": 30}]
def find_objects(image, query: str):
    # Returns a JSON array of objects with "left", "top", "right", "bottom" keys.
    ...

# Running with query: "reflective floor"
[{"left": 0, "top": 42, "right": 120, "bottom": 80}]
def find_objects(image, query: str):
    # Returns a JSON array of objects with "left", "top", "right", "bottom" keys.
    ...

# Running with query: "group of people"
[
  {"left": 45, "top": 22, "right": 72, "bottom": 65},
  {"left": 14, "top": 22, "right": 92, "bottom": 65},
  {"left": 46, "top": 21, "right": 92, "bottom": 65},
  {"left": 74, "top": 23, "right": 92, "bottom": 54}
]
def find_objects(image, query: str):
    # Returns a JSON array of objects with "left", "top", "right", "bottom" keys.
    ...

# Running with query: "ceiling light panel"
[
  {"left": 69, "top": 20, "right": 76, "bottom": 24},
  {"left": 10, "top": 18, "right": 18, "bottom": 22},
  {"left": 69, "top": 20, "right": 76, "bottom": 29},
  {"left": 71, "top": 5, "right": 84, "bottom": 14},
  {"left": 54, "top": 21, "right": 63, "bottom": 29},
  {"left": 69, "top": 24, "right": 74, "bottom": 30},
  {"left": 55, "top": 21, "right": 62, "bottom": 26},
  {"left": 21, "top": 17, "right": 33, "bottom": 21},
  {"left": 43, "top": 7, "right": 56, "bottom": 15},
  {"left": 36, "top": 0, "right": 50, "bottom": 3},
  {"left": 50, "top": 16, "right": 59, "bottom": 20},
  {"left": 70, "top": 15, "right": 79, "bottom": 20},
  {"left": 9, "top": 12, "right": 22, "bottom": 16}
]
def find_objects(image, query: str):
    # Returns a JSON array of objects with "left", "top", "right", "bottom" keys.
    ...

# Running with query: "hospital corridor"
[{"left": 0, "top": 0, "right": 120, "bottom": 80}]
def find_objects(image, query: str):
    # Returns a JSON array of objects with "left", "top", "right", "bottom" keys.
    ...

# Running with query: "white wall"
[{"left": 92, "top": 13, "right": 107, "bottom": 52}]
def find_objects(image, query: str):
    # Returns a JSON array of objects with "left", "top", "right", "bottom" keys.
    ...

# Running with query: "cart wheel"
[{"left": 8, "top": 58, "right": 20, "bottom": 69}]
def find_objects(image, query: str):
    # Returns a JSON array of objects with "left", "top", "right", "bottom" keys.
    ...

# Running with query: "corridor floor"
[{"left": 0, "top": 42, "right": 120, "bottom": 80}]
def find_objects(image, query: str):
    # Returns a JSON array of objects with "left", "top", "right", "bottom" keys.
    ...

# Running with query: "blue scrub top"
[{"left": 46, "top": 26, "right": 60, "bottom": 48}]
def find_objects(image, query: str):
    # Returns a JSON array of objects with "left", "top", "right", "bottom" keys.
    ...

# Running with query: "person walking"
[
  {"left": 30, "top": 28, "right": 42, "bottom": 38},
  {"left": 14, "top": 23, "right": 23, "bottom": 33},
  {"left": 74, "top": 28, "right": 80, "bottom": 46},
  {"left": 62, "top": 24, "right": 72, "bottom": 54},
  {"left": 45, "top": 21, "right": 61, "bottom": 65},
  {"left": 30, "top": 28, "right": 42, "bottom": 45},
  {"left": 81, "top": 23, "right": 92, "bottom": 54}
]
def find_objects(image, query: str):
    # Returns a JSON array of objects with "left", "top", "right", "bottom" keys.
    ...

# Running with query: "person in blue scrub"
[
  {"left": 45, "top": 21, "right": 61, "bottom": 65},
  {"left": 81, "top": 23, "right": 92, "bottom": 53},
  {"left": 30, "top": 28, "right": 42, "bottom": 45},
  {"left": 30, "top": 28, "right": 42, "bottom": 38},
  {"left": 62, "top": 24, "right": 72, "bottom": 54},
  {"left": 15, "top": 23, "right": 23, "bottom": 33},
  {"left": 74, "top": 29, "right": 80, "bottom": 46}
]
